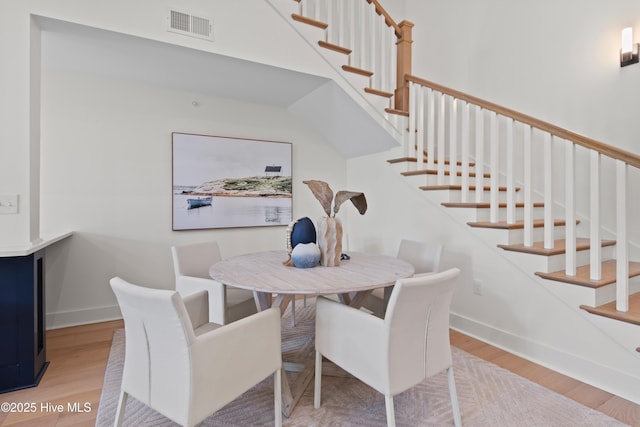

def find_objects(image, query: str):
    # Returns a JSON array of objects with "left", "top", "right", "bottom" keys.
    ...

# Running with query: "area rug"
[{"left": 96, "top": 300, "right": 627, "bottom": 426}]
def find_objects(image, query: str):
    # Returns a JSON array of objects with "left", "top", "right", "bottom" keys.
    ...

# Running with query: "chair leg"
[
  {"left": 291, "top": 297, "right": 296, "bottom": 326},
  {"left": 274, "top": 369, "right": 282, "bottom": 427},
  {"left": 384, "top": 394, "right": 396, "bottom": 427},
  {"left": 447, "top": 367, "right": 462, "bottom": 427},
  {"left": 314, "top": 350, "right": 322, "bottom": 408},
  {"left": 113, "top": 389, "right": 128, "bottom": 427}
]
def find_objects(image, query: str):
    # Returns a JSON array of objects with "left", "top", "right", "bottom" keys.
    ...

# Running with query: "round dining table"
[
  {"left": 209, "top": 250, "right": 414, "bottom": 417},
  {"left": 209, "top": 250, "right": 414, "bottom": 312}
]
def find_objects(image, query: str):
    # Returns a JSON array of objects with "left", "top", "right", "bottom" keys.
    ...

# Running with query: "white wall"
[
  {"left": 406, "top": 0, "right": 640, "bottom": 154},
  {"left": 0, "top": 0, "right": 333, "bottom": 248},
  {"left": 39, "top": 68, "right": 345, "bottom": 328}
]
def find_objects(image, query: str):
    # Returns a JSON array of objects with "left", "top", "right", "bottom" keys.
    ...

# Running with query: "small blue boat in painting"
[{"left": 187, "top": 197, "right": 212, "bottom": 209}]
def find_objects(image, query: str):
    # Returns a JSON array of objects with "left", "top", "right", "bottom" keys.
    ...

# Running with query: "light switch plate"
[{"left": 0, "top": 194, "right": 19, "bottom": 214}]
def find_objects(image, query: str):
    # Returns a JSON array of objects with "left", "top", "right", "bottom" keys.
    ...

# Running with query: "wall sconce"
[{"left": 621, "top": 27, "right": 639, "bottom": 67}]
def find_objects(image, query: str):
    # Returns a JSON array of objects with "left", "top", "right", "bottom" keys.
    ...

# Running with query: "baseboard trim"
[
  {"left": 46, "top": 305, "right": 122, "bottom": 330},
  {"left": 450, "top": 312, "right": 640, "bottom": 405}
]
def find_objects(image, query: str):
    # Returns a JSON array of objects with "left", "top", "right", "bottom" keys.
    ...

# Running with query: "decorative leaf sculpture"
[
  {"left": 334, "top": 191, "right": 367, "bottom": 215},
  {"left": 303, "top": 180, "right": 367, "bottom": 217},
  {"left": 302, "top": 180, "right": 333, "bottom": 217}
]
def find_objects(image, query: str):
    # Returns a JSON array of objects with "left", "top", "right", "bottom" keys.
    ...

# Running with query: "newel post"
[{"left": 395, "top": 20, "right": 414, "bottom": 112}]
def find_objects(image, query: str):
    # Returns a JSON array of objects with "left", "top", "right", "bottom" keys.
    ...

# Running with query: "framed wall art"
[{"left": 172, "top": 132, "right": 292, "bottom": 230}]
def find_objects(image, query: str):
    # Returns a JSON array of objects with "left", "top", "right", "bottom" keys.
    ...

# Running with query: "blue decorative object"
[
  {"left": 291, "top": 217, "right": 316, "bottom": 248},
  {"left": 291, "top": 243, "right": 321, "bottom": 268}
]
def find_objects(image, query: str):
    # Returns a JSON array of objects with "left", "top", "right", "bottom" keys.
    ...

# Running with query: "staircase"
[{"left": 267, "top": 0, "right": 640, "bottom": 402}]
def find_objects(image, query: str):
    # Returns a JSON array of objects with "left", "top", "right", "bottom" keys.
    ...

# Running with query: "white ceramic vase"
[{"left": 317, "top": 217, "right": 342, "bottom": 267}]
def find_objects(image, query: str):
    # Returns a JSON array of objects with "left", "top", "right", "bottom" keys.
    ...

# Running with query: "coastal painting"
[{"left": 172, "top": 133, "right": 292, "bottom": 230}]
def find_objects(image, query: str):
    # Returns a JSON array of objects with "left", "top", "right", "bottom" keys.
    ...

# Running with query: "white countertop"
[{"left": 0, "top": 231, "right": 73, "bottom": 257}]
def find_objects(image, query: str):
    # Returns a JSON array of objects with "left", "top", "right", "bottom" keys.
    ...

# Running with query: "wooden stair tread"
[
  {"left": 342, "top": 64, "right": 373, "bottom": 77},
  {"left": 387, "top": 157, "right": 475, "bottom": 167},
  {"left": 499, "top": 238, "right": 616, "bottom": 256},
  {"left": 467, "top": 219, "right": 569, "bottom": 230},
  {"left": 364, "top": 87, "right": 393, "bottom": 98},
  {"left": 402, "top": 169, "right": 490, "bottom": 178},
  {"left": 536, "top": 260, "right": 640, "bottom": 289},
  {"left": 384, "top": 108, "right": 409, "bottom": 117},
  {"left": 443, "top": 202, "right": 544, "bottom": 209},
  {"left": 422, "top": 185, "right": 521, "bottom": 192},
  {"left": 580, "top": 291, "right": 640, "bottom": 326},
  {"left": 291, "top": 13, "right": 328, "bottom": 29},
  {"left": 318, "top": 40, "right": 351, "bottom": 55}
]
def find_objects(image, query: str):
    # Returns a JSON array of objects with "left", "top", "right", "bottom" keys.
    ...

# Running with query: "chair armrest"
[
  {"left": 176, "top": 276, "right": 226, "bottom": 325},
  {"left": 413, "top": 271, "right": 436, "bottom": 278},
  {"left": 182, "top": 290, "right": 209, "bottom": 330},
  {"left": 315, "top": 296, "right": 388, "bottom": 392},
  {"left": 191, "top": 308, "right": 282, "bottom": 411}
]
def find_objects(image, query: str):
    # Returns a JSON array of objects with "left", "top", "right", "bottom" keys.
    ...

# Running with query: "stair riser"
[
  {"left": 508, "top": 226, "right": 571, "bottom": 245},
  {"left": 594, "top": 276, "right": 640, "bottom": 306},
  {"left": 471, "top": 207, "right": 545, "bottom": 222},
  {"left": 462, "top": 224, "right": 568, "bottom": 248},
  {"left": 320, "top": 46, "right": 352, "bottom": 72},
  {"left": 418, "top": 188, "right": 517, "bottom": 205},
  {"left": 447, "top": 189, "right": 522, "bottom": 204},
  {"left": 363, "top": 89, "right": 393, "bottom": 113},
  {"left": 501, "top": 245, "right": 616, "bottom": 275},
  {"left": 341, "top": 70, "right": 373, "bottom": 95},
  {"left": 442, "top": 205, "right": 545, "bottom": 223},
  {"left": 290, "top": 16, "right": 327, "bottom": 46}
]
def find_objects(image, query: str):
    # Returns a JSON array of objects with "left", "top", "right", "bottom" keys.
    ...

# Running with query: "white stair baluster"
[
  {"left": 367, "top": 1, "right": 375, "bottom": 78},
  {"left": 449, "top": 97, "right": 458, "bottom": 186},
  {"left": 461, "top": 102, "right": 470, "bottom": 203},
  {"left": 437, "top": 91, "right": 446, "bottom": 185},
  {"left": 506, "top": 118, "right": 515, "bottom": 224},
  {"left": 565, "top": 140, "right": 576, "bottom": 276},
  {"left": 416, "top": 85, "right": 425, "bottom": 170},
  {"left": 590, "top": 150, "right": 602, "bottom": 281},
  {"left": 350, "top": 1, "right": 364, "bottom": 68},
  {"left": 408, "top": 82, "right": 417, "bottom": 164},
  {"left": 426, "top": 88, "right": 435, "bottom": 170},
  {"left": 616, "top": 160, "right": 629, "bottom": 312},
  {"left": 348, "top": 0, "right": 356, "bottom": 66},
  {"left": 475, "top": 106, "right": 485, "bottom": 203},
  {"left": 543, "top": 133, "right": 554, "bottom": 249},
  {"left": 489, "top": 112, "right": 499, "bottom": 223},
  {"left": 326, "top": 0, "right": 333, "bottom": 43},
  {"left": 523, "top": 125, "right": 533, "bottom": 247}
]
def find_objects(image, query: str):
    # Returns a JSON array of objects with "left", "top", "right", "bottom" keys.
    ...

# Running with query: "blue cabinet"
[{"left": 0, "top": 250, "right": 48, "bottom": 393}]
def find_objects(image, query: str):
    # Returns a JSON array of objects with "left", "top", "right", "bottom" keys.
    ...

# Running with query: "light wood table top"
[{"left": 209, "top": 250, "right": 414, "bottom": 296}]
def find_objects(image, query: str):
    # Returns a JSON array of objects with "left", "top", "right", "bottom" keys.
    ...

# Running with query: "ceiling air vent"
[{"left": 167, "top": 9, "right": 213, "bottom": 41}]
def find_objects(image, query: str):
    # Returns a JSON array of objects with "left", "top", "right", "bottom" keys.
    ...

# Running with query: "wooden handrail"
[
  {"left": 366, "top": 0, "right": 401, "bottom": 37},
  {"left": 406, "top": 74, "right": 640, "bottom": 169}
]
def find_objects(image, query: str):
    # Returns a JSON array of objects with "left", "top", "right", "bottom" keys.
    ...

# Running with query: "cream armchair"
[
  {"left": 314, "top": 268, "right": 462, "bottom": 427},
  {"left": 171, "top": 241, "right": 257, "bottom": 325},
  {"left": 365, "top": 239, "right": 444, "bottom": 317},
  {"left": 110, "top": 277, "right": 282, "bottom": 427}
]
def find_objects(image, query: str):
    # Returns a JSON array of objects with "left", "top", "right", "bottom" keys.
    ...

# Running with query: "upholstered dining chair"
[
  {"left": 365, "top": 239, "right": 444, "bottom": 317},
  {"left": 110, "top": 277, "right": 282, "bottom": 427},
  {"left": 314, "top": 268, "right": 462, "bottom": 427},
  {"left": 171, "top": 241, "right": 257, "bottom": 325}
]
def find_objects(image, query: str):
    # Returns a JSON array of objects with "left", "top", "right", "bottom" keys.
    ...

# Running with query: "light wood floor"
[{"left": 1, "top": 321, "right": 639, "bottom": 426}]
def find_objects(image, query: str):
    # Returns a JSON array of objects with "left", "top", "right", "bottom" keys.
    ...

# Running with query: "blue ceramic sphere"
[
  {"left": 291, "top": 217, "right": 317, "bottom": 248},
  {"left": 291, "top": 243, "right": 321, "bottom": 268}
]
